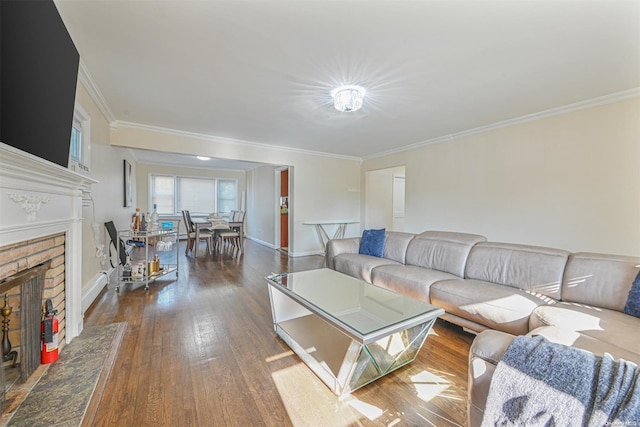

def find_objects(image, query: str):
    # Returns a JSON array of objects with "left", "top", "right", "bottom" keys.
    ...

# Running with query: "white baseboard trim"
[
  {"left": 245, "top": 235, "right": 276, "bottom": 249},
  {"left": 244, "top": 236, "right": 324, "bottom": 257},
  {"left": 81, "top": 269, "right": 111, "bottom": 314},
  {"left": 288, "top": 250, "right": 324, "bottom": 257}
]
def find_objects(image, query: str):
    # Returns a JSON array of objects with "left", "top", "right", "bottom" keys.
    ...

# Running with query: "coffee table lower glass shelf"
[{"left": 266, "top": 268, "right": 444, "bottom": 398}]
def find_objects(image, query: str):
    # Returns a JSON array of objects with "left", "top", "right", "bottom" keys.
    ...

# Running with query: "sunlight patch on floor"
[
  {"left": 411, "top": 370, "right": 451, "bottom": 402},
  {"left": 346, "top": 397, "right": 384, "bottom": 420},
  {"left": 265, "top": 349, "right": 294, "bottom": 363},
  {"left": 270, "top": 363, "right": 361, "bottom": 426}
]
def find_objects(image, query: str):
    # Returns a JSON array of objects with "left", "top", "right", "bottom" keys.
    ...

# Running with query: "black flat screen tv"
[{"left": 0, "top": 0, "right": 80, "bottom": 168}]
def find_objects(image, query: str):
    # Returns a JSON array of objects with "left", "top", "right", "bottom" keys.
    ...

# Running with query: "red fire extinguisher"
[{"left": 41, "top": 299, "right": 59, "bottom": 364}]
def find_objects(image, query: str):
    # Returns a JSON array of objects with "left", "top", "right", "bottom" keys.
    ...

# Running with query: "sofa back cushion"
[
  {"left": 561, "top": 252, "right": 640, "bottom": 312},
  {"left": 382, "top": 231, "right": 416, "bottom": 264},
  {"left": 405, "top": 231, "right": 487, "bottom": 277},
  {"left": 465, "top": 242, "right": 570, "bottom": 300}
]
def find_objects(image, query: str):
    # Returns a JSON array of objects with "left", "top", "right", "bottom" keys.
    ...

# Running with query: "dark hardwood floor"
[{"left": 84, "top": 239, "right": 475, "bottom": 426}]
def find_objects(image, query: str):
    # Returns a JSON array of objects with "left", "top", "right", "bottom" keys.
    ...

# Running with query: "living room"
[{"left": 0, "top": 0, "right": 639, "bottom": 425}]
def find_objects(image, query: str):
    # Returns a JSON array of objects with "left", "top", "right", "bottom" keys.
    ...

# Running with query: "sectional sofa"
[{"left": 325, "top": 230, "right": 640, "bottom": 425}]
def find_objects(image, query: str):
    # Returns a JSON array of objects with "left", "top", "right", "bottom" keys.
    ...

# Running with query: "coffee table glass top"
[{"left": 266, "top": 268, "right": 442, "bottom": 338}]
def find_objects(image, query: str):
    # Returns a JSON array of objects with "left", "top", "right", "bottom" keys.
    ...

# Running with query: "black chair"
[{"left": 104, "top": 221, "right": 127, "bottom": 267}]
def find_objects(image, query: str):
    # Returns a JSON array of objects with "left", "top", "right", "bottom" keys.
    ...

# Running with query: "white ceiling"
[{"left": 55, "top": 0, "right": 640, "bottom": 168}]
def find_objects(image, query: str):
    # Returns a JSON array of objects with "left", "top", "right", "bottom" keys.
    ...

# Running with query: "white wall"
[
  {"left": 75, "top": 83, "right": 137, "bottom": 295},
  {"left": 363, "top": 98, "right": 640, "bottom": 256},
  {"left": 365, "top": 166, "right": 405, "bottom": 230},
  {"left": 246, "top": 165, "right": 278, "bottom": 247},
  {"left": 110, "top": 126, "right": 362, "bottom": 256},
  {"left": 366, "top": 170, "right": 393, "bottom": 229}
]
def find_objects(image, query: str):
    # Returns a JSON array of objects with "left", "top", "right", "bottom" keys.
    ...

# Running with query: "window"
[
  {"left": 68, "top": 104, "right": 90, "bottom": 174},
  {"left": 150, "top": 175, "right": 175, "bottom": 215},
  {"left": 70, "top": 123, "right": 82, "bottom": 162},
  {"left": 177, "top": 177, "right": 216, "bottom": 214},
  {"left": 217, "top": 180, "right": 237, "bottom": 214},
  {"left": 150, "top": 174, "right": 237, "bottom": 216}
]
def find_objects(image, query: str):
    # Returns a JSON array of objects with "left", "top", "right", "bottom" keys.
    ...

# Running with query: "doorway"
[
  {"left": 365, "top": 166, "right": 405, "bottom": 230},
  {"left": 278, "top": 168, "right": 289, "bottom": 251}
]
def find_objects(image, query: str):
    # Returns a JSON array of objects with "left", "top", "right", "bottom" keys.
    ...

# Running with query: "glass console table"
[{"left": 265, "top": 268, "right": 444, "bottom": 398}]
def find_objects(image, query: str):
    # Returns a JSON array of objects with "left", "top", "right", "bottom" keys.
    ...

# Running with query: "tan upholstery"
[
  {"left": 381, "top": 231, "right": 416, "bottom": 264},
  {"left": 407, "top": 231, "right": 486, "bottom": 277},
  {"left": 371, "top": 264, "right": 459, "bottom": 302},
  {"left": 431, "top": 279, "right": 553, "bottom": 335},
  {"left": 326, "top": 237, "right": 360, "bottom": 270},
  {"left": 464, "top": 242, "right": 569, "bottom": 300},
  {"left": 468, "top": 250, "right": 640, "bottom": 425},
  {"left": 468, "top": 330, "right": 513, "bottom": 427},
  {"left": 530, "top": 303, "right": 640, "bottom": 355},
  {"left": 333, "top": 253, "right": 399, "bottom": 283},
  {"left": 330, "top": 231, "right": 415, "bottom": 282},
  {"left": 561, "top": 252, "right": 639, "bottom": 311}
]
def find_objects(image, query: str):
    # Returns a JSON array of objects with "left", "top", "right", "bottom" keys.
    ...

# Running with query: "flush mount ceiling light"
[
  {"left": 196, "top": 156, "right": 211, "bottom": 161},
  {"left": 331, "top": 85, "right": 366, "bottom": 112}
]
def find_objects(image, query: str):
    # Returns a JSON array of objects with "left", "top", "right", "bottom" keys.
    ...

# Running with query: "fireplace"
[
  {"left": 0, "top": 261, "right": 51, "bottom": 405},
  {"left": 0, "top": 142, "right": 95, "bottom": 398}
]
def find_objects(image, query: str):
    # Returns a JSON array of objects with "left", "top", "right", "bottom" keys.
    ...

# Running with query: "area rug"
[{"left": 5, "top": 322, "right": 127, "bottom": 427}]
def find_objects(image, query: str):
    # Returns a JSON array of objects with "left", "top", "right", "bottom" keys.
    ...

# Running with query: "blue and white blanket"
[{"left": 482, "top": 335, "right": 640, "bottom": 426}]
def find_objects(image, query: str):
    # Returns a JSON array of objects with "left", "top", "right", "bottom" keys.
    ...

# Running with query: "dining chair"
[
  {"left": 215, "top": 214, "right": 241, "bottom": 255},
  {"left": 181, "top": 210, "right": 213, "bottom": 255},
  {"left": 228, "top": 210, "right": 243, "bottom": 230},
  {"left": 228, "top": 210, "right": 245, "bottom": 250}
]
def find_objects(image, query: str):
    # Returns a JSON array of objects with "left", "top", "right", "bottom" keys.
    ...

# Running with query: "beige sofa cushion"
[
  {"left": 529, "top": 325, "right": 640, "bottom": 364},
  {"left": 468, "top": 330, "right": 513, "bottom": 427},
  {"left": 381, "top": 231, "right": 416, "bottom": 264},
  {"left": 333, "top": 254, "right": 400, "bottom": 283},
  {"left": 405, "top": 231, "right": 487, "bottom": 277},
  {"left": 530, "top": 303, "right": 640, "bottom": 357},
  {"left": 464, "top": 242, "right": 570, "bottom": 300},
  {"left": 325, "top": 237, "right": 360, "bottom": 270},
  {"left": 370, "top": 264, "right": 459, "bottom": 302},
  {"left": 431, "top": 279, "right": 554, "bottom": 335},
  {"left": 561, "top": 252, "right": 640, "bottom": 311}
]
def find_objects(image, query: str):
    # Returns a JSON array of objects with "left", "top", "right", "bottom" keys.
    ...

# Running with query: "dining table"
[{"left": 192, "top": 216, "right": 244, "bottom": 256}]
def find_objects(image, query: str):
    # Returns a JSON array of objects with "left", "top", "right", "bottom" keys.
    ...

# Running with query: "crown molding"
[
  {"left": 111, "top": 120, "right": 363, "bottom": 163},
  {"left": 364, "top": 87, "right": 640, "bottom": 161},
  {"left": 77, "top": 60, "right": 116, "bottom": 124}
]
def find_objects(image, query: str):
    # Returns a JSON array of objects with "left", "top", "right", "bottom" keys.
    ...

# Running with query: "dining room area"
[{"left": 181, "top": 209, "right": 246, "bottom": 258}]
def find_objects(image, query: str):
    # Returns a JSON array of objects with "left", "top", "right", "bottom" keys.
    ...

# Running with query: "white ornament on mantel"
[{"left": 7, "top": 193, "right": 51, "bottom": 221}]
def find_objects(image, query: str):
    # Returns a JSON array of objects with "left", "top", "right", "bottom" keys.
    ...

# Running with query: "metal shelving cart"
[{"left": 116, "top": 220, "right": 180, "bottom": 291}]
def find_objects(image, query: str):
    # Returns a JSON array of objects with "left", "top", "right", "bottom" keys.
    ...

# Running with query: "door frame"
[{"left": 274, "top": 166, "right": 291, "bottom": 251}]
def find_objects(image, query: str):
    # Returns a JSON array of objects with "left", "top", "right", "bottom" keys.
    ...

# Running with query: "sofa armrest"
[
  {"left": 326, "top": 237, "right": 360, "bottom": 269},
  {"left": 468, "top": 330, "right": 516, "bottom": 427}
]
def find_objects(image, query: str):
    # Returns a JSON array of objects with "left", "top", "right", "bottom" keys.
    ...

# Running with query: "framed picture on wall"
[{"left": 124, "top": 159, "right": 133, "bottom": 207}]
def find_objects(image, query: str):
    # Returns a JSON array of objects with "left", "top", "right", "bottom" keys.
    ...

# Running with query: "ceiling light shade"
[
  {"left": 197, "top": 156, "right": 211, "bottom": 161},
  {"left": 331, "top": 85, "right": 366, "bottom": 112}
]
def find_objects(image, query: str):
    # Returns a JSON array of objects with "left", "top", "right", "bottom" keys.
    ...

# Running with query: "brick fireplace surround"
[
  {"left": 0, "top": 142, "right": 95, "bottom": 384},
  {"left": 0, "top": 234, "right": 66, "bottom": 358}
]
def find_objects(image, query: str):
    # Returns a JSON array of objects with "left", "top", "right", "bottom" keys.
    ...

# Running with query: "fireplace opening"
[
  {"left": 0, "top": 262, "right": 51, "bottom": 406},
  {"left": 0, "top": 232, "right": 67, "bottom": 411}
]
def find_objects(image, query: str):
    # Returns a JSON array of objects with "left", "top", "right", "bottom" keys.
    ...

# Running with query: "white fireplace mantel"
[{"left": 0, "top": 142, "right": 97, "bottom": 342}]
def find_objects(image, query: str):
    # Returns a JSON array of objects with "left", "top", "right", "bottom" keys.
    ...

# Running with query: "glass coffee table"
[{"left": 266, "top": 268, "right": 444, "bottom": 398}]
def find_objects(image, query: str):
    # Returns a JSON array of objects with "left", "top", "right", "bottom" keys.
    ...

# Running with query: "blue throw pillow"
[
  {"left": 624, "top": 270, "right": 640, "bottom": 318},
  {"left": 359, "top": 228, "right": 386, "bottom": 257}
]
